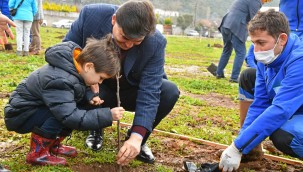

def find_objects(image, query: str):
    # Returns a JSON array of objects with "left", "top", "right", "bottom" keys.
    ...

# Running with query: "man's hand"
[
  {"left": 219, "top": 142, "right": 242, "bottom": 172},
  {"left": 0, "top": 13, "right": 16, "bottom": 44},
  {"left": 116, "top": 133, "right": 142, "bottom": 165}
]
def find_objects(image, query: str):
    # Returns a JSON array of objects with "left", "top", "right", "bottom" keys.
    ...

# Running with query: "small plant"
[{"left": 164, "top": 18, "right": 173, "bottom": 25}]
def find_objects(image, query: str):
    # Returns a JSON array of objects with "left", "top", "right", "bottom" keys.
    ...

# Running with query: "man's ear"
[
  {"left": 279, "top": 33, "right": 288, "bottom": 46},
  {"left": 84, "top": 62, "right": 94, "bottom": 72}
]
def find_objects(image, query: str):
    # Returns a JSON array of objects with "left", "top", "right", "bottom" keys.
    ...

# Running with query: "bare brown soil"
[
  {"left": 71, "top": 93, "right": 303, "bottom": 172},
  {"left": 71, "top": 135, "right": 303, "bottom": 172}
]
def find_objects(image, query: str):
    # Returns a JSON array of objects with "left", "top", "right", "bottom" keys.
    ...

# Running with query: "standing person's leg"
[
  {"left": 29, "top": 20, "right": 41, "bottom": 54},
  {"left": 270, "top": 115, "right": 303, "bottom": 159},
  {"left": 23, "top": 21, "right": 32, "bottom": 56},
  {"left": 14, "top": 20, "right": 23, "bottom": 56},
  {"left": 216, "top": 27, "right": 233, "bottom": 78},
  {"left": 230, "top": 33, "right": 246, "bottom": 82}
]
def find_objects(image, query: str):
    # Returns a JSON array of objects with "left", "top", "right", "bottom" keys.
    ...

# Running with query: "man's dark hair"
[
  {"left": 116, "top": 0, "right": 156, "bottom": 39},
  {"left": 248, "top": 10, "right": 290, "bottom": 40}
]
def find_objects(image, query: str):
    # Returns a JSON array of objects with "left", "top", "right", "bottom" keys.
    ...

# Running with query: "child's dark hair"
[{"left": 76, "top": 34, "right": 120, "bottom": 77}]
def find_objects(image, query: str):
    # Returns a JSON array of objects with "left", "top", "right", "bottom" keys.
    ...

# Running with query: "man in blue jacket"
[
  {"left": 63, "top": 0, "right": 180, "bottom": 165},
  {"left": 238, "top": 1, "right": 303, "bottom": 160},
  {"left": 219, "top": 10, "right": 303, "bottom": 171}
]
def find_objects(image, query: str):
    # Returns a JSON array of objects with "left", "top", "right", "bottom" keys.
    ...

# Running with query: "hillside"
[{"left": 48, "top": 0, "right": 279, "bottom": 19}]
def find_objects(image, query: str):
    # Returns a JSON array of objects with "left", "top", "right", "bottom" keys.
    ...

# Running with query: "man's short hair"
[
  {"left": 115, "top": 0, "right": 156, "bottom": 39},
  {"left": 248, "top": 10, "right": 290, "bottom": 39}
]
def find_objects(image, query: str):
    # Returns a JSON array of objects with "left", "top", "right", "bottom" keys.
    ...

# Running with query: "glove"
[{"left": 219, "top": 142, "right": 242, "bottom": 172}]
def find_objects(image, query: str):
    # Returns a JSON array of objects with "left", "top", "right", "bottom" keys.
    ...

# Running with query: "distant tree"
[{"left": 177, "top": 14, "right": 193, "bottom": 31}]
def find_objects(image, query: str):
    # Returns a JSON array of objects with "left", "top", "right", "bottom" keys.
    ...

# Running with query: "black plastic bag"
[{"left": 184, "top": 161, "right": 220, "bottom": 172}]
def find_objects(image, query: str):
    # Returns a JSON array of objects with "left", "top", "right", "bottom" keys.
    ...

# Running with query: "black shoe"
[
  {"left": 207, "top": 63, "right": 217, "bottom": 76},
  {"left": 0, "top": 165, "right": 10, "bottom": 172},
  {"left": 216, "top": 74, "right": 225, "bottom": 79},
  {"left": 136, "top": 144, "right": 155, "bottom": 164},
  {"left": 85, "top": 130, "right": 103, "bottom": 151}
]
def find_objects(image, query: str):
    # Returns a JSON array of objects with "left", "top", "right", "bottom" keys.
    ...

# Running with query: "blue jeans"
[
  {"left": 216, "top": 27, "right": 246, "bottom": 80},
  {"left": 15, "top": 106, "right": 64, "bottom": 136}
]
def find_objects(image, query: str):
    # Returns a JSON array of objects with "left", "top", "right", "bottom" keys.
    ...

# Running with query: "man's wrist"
[
  {"left": 131, "top": 132, "right": 143, "bottom": 139},
  {"left": 131, "top": 125, "right": 147, "bottom": 138}
]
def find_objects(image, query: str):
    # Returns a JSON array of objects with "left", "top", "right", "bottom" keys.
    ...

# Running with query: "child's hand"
[
  {"left": 110, "top": 107, "right": 125, "bottom": 121},
  {"left": 90, "top": 96, "right": 104, "bottom": 105}
]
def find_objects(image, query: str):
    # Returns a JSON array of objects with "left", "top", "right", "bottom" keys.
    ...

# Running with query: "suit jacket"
[
  {"left": 218, "top": 0, "right": 262, "bottom": 43},
  {"left": 63, "top": 4, "right": 167, "bottom": 132}
]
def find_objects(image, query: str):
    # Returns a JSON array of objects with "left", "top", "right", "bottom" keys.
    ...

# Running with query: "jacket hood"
[{"left": 45, "top": 41, "right": 82, "bottom": 80}]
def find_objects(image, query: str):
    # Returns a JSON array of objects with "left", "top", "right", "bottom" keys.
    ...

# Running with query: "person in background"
[
  {"left": 0, "top": 12, "right": 15, "bottom": 43},
  {"left": 9, "top": 0, "right": 37, "bottom": 56},
  {"left": 220, "top": 10, "right": 303, "bottom": 171},
  {"left": 29, "top": 0, "right": 43, "bottom": 55},
  {"left": 215, "top": 0, "right": 270, "bottom": 83},
  {"left": 238, "top": 0, "right": 303, "bottom": 160},
  {"left": 63, "top": 0, "right": 180, "bottom": 165},
  {"left": 0, "top": 0, "right": 14, "bottom": 50},
  {"left": 0, "top": 10, "right": 15, "bottom": 172},
  {"left": 4, "top": 34, "right": 125, "bottom": 166},
  {"left": 0, "top": 0, "right": 12, "bottom": 20}
]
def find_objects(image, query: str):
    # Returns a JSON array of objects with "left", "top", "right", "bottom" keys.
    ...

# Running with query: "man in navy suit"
[
  {"left": 63, "top": 0, "right": 180, "bottom": 165},
  {"left": 215, "top": 0, "right": 270, "bottom": 83}
]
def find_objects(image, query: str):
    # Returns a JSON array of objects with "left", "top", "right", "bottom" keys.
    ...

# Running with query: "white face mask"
[{"left": 254, "top": 36, "right": 281, "bottom": 65}]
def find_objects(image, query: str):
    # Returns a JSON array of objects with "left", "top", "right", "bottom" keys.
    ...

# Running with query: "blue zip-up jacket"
[
  {"left": 9, "top": 0, "right": 37, "bottom": 22},
  {"left": 0, "top": 0, "right": 11, "bottom": 19},
  {"left": 280, "top": 0, "right": 303, "bottom": 32},
  {"left": 234, "top": 34, "right": 303, "bottom": 154}
]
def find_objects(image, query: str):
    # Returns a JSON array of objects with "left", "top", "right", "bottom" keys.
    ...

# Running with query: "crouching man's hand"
[
  {"left": 116, "top": 133, "right": 142, "bottom": 165},
  {"left": 219, "top": 142, "right": 242, "bottom": 172}
]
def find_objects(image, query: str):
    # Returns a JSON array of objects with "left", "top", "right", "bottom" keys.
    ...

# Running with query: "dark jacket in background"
[{"left": 218, "top": 0, "right": 262, "bottom": 43}]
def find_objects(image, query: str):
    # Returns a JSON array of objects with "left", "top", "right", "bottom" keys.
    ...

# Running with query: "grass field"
[{"left": 0, "top": 27, "right": 247, "bottom": 171}]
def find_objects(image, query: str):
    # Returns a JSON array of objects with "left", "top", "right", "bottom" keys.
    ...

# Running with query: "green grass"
[{"left": 0, "top": 27, "right": 287, "bottom": 171}]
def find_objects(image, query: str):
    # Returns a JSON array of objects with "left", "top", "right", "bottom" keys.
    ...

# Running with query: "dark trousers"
[
  {"left": 99, "top": 79, "right": 180, "bottom": 145},
  {"left": 15, "top": 106, "right": 64, "bottom": 136}
]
